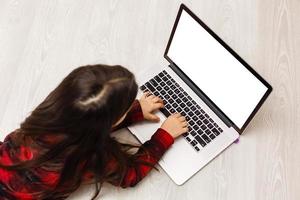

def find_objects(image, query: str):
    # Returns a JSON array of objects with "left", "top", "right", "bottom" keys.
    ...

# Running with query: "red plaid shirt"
[{"left": 0, "top": 100, "right": 174, "bottom": 200}]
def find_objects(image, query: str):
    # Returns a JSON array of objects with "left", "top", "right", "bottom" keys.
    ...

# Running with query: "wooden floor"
[{"left": 0, "top": 0, "right": 299, "bottom": 199}]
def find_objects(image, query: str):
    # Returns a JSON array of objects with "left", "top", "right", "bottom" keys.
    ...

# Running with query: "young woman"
[{"left": 0, "top": 64, "right": 188, "bottom": 200}]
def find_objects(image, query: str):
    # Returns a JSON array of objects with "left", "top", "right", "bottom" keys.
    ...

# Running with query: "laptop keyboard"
[{"left": 140, "top": 70, "right": 223, "bottom": 152}]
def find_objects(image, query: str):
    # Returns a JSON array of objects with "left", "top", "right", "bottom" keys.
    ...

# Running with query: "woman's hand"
[
  {"left": 160, "top": 113, "right": 188, "bottom": 138},
  {"left": 139, "top": 91, "right": 164, "bottom": 122}
]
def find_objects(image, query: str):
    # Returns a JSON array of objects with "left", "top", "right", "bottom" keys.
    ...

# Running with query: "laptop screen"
[{"left": 166, "top": 9, "right": 269, "bottom": 129}]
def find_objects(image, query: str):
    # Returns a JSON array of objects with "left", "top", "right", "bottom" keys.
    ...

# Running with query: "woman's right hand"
[{"left": 160, "top": 113, "right": 189, "bottom": 139}]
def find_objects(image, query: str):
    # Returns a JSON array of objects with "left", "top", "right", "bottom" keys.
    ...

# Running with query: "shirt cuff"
[
  {"left": 131, "top": 100, "right": 144, "bottom": 122},
  {"left": 151, "top": 128, "right": 174, "bottom": 150}
]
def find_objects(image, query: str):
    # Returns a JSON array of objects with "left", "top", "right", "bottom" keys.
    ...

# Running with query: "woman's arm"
[
  {"left": 107, "top": 128, "right": 174, "bottom": 188},
  {"left": 111, "top": 99, "right": 144, "bottom": 132}
]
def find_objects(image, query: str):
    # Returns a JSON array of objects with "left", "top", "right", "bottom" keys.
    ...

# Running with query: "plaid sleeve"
[
  {"left": 111, "top": 99, "right": 144, "bottom": 131},
  {"left": 0, "top": 132, "right": 36, "bottom": 199},
  {"left": 106, "top": 128, "right": 174, "bottom": 188},
  {"left": 0, "top": 131, "right": 61, "bottom": 199}
]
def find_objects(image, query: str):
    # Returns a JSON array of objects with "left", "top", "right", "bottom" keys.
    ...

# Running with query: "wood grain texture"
[{"left": 0, "top": 0, "right": 299, "bottom": 199}]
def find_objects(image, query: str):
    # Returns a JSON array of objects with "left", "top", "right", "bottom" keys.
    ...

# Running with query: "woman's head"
[
  {"left": 22, "top": 64, "right": 138, "bottom": 135},
  {"left": 1, "top": 64, "right": 140, "bottom": 199},
  {"left": 72, "top": 64, "right": 138, "bottom": 128}
]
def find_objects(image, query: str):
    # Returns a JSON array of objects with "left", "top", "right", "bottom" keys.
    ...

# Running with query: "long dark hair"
[{"left": 0, "top": 64, "right": 149, "bottom": 199}]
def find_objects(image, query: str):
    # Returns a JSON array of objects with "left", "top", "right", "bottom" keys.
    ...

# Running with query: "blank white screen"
[{"left": 167, "top": 10, "right": 268, "bottom": 128}]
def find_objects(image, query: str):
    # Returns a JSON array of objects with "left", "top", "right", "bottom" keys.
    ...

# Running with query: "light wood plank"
[{"left": 0, "top": 0, "right": 299, "bottom": 199}]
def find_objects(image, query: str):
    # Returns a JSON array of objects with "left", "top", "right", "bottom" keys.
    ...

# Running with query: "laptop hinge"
[{"left": 168, "top": 63, "right": 233, "bottom": 128}]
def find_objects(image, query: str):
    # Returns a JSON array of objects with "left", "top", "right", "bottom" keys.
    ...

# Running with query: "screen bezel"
[{"left": 164, "top": 4, "right": 273, "bottom": 134}]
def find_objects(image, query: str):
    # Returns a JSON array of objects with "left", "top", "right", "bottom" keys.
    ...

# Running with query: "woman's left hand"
[{"left": 139, "top": 91, "right": 164, "bottom": 122}]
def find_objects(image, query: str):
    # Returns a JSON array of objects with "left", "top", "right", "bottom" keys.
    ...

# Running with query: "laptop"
[{"left": 128, "top": 4, "right": 272, "bottom": 185}]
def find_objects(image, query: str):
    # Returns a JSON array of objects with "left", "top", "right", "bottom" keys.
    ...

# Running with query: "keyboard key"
[
  {"left": 212, "top": 128, "right": 220, "bottom": 136},
  {"left": 205, "top": 129, "right": 211, "bottom": 134},
  {"left": 203, "top": 119, "right": 209, "bottom": 124},
  {"left": 199, "top": 114, "right": 205, "bottom": 120},
  {"left": 194, "top": 146, "right": 200, "bottom": 151},
  {"left": 183, "top": 97, "right": 188, "bottom": 102},
  {"left": 166, "top": 74, "right": 171, "bottom": 79},
  {"left": 209, "top": 118, "right": 214, "bottom": 123},
  {"left": 208, "top": 123, "right": 213, "bottom": 129},
  {"left": 191, "top": 100, "right": 196, "bottom": 105},
  {"left": 140, "top": 85, "right": 146, "bottom": 91},
  {"left": 209, "top": 134, "right": 216, "bottom": 140},
  {"left": 156, "top": 86, "right": 162, "bottom": 91},
  {"left": 176, "top": 107, "right": 182, "bottom": 112},
  {"left": 163, "top": 70, "right": 167, "bottom": 74},
  {"left": 185, "top": 116, "right": 191, "bottom": 121},
  {"left": 176, "top": 99, "right": 181, "bottom": 104},
  {"left": 150, "top": 79, "right": 158, "bottom": 87},
  {"left": 164, "top": 86, "right": 170, "bottom": 91},
  {"left": 154, "top": 91, "right": 159, "bottom": 96},
  {"left": 195, "top": 110, "right": 201, "bottom": 115},
  {"left": 200, "top": 109, "right": 205, "bottom": 113},
  {"left": 192, "top": 116, "right": 198, "bottom": 121},
  {"left": 190, "top": 130, "right": 197, "bottom": 136},
  {"left": 196, "top": 120, "right": 203, "bottom": 126},
  {"left": 160, "top": 108, "right": 170, "bottom": 117},
  {"left": 184, "top": 107, "right": 189, "bottom": 112},
  {"left": 170, "top": 108, "right": 175, "bottom": 113},
  {"left": 165, "top": 104, "right": 171, "bottom": 109},
  {"left": 187, "top": 96, "right": 192, "bottom": 101},
  {"left": 170, "top": 85, "right": 176, "bottom": 90},
  {"left": 188, "top": 111, "right": 194, "bottom": 117},
  {"left": 187, "top": 101, "right": 192, "bottom": 107},
  {"left": 172, "top": 94, "right": 177, "bottom": 99},
  {"left": 186, "top": 137, "right": 191, "bottom": 142},
  {"left": 197, "top": 129, "right": 203, "bottom": 135},
  {"left": 145, "top": 82, "right": 155, "bottom": 92},
  {"left": 179, "top": 93, "right": 184, "bottom": 98},
  {"left": 169, "top": 99, "right": 174, "bottom": 104},
  {"left": 217, "top": 127, "right": 223, "bottom": 132},
  {"left": 165, "top": 94, "right": 170, "bottom": 99},
  {"left": 161, "top": 90, "right": 166, "bottom": 95},
  {"left": 193, "top": 124, "right": 199, "bottom": 130},
  {"left": 195, "top": 135, "right": 206, "bottom": 147},
  {"left": 167, "top": 90, "right": 173, "bottom": 95},
  {"left": 175, "top": 89, "right": 180, "bottom": 93},
  {"left": 160, "top": 82, "right": 166, "bottom": 87},
  {"left": 172, "top": 103, "right": 178, "bottom": 108},
  {"left": 183, "top": 132, "right": 188, "bottom": 137},
  {"left": 166, "top": 80, "right": 172, "bottom": 85},
  {"left": 158, "top": 72, "right": 164, "bottom": 77},
  {"left": 191, "top": 106, "right": 196, "bottom": 111},
  {"left": 190, "top": 140, "right": 197, "bottom": 146},
  {"left": 204, "top": 113, "right": 209, "bottom": 118},
  {"left": 200, "top": 124, "right": 207, "bottom": 130},
  {"left": 201, "top": 134, "right": 211, "bottom": 143},
  {"left": 189, "top": 120, "right": 195, "bottom": 126},
  {"left": 180, "top": 103, "right": 186, "bottom": 108},
  {"left": 154, "top": 76, "right": 162, "bottom": 83},
  {"left": 162, "top": 76, "right": 168, "bottom": 81}
]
